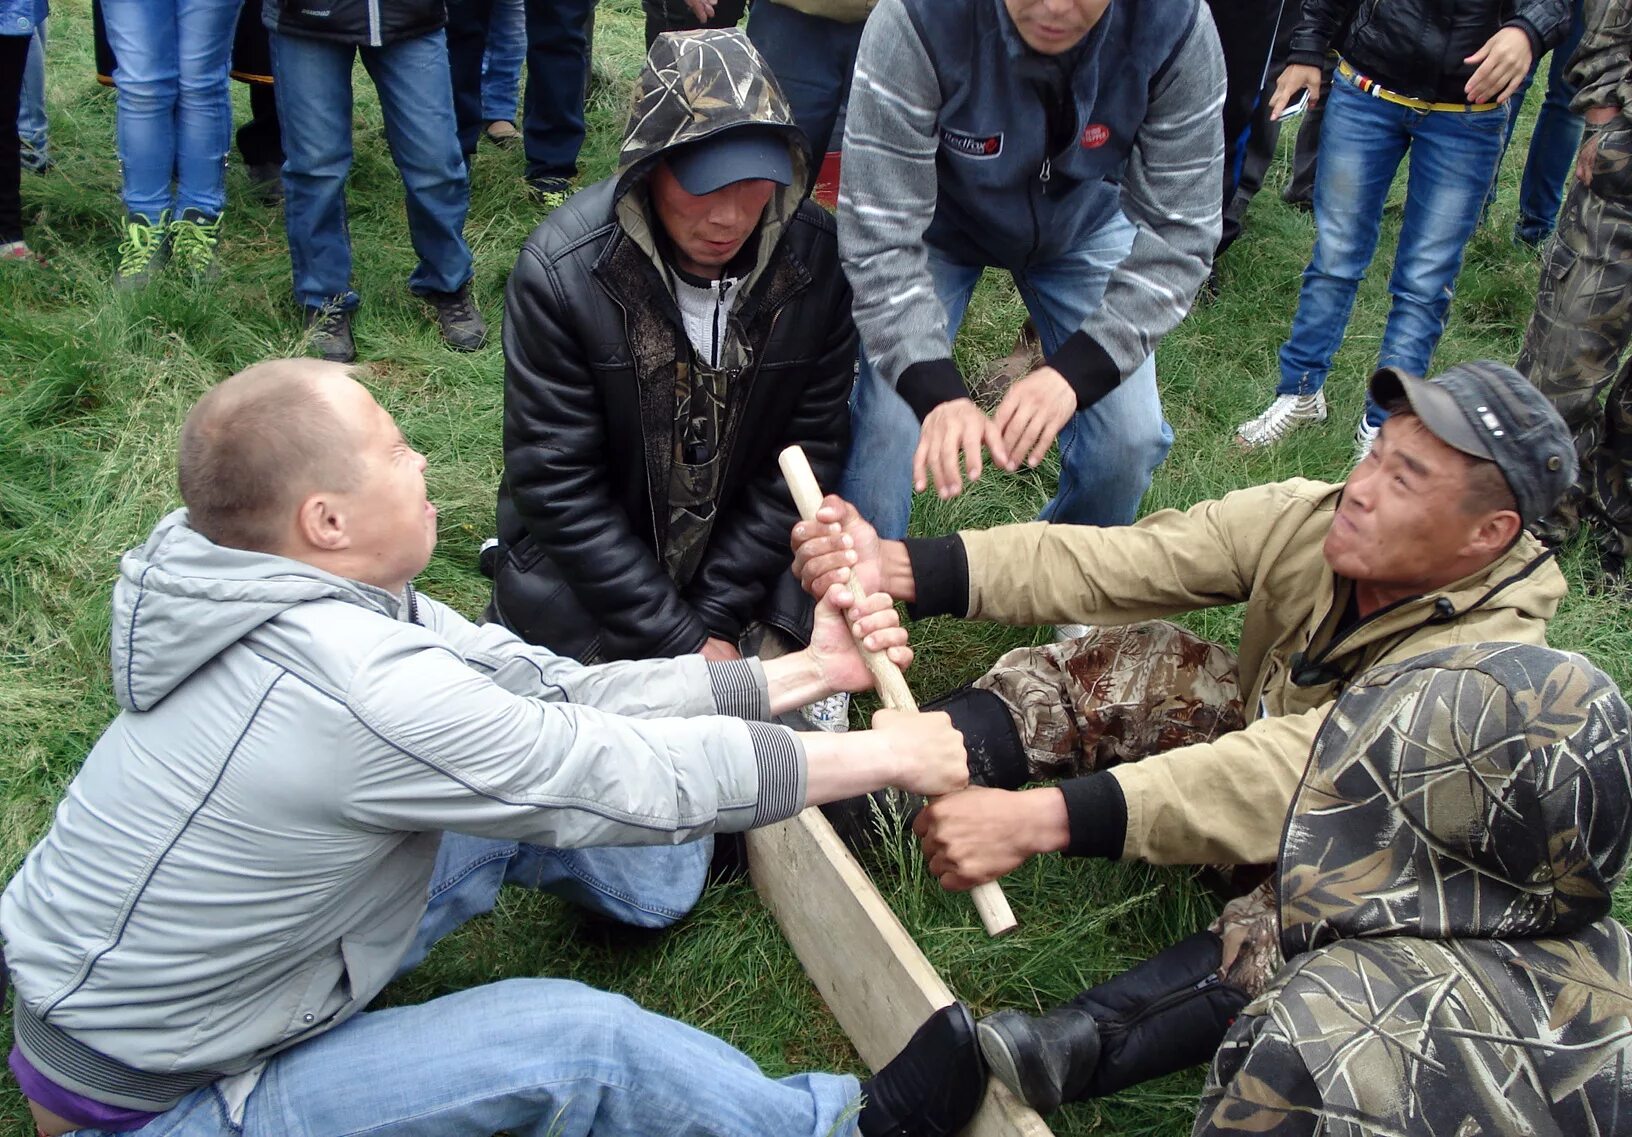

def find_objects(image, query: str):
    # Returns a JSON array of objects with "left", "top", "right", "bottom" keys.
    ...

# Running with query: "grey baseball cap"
[
  {"left": 665, "top": 127, "right": 793, "bottom": 196},
  {"left": 1368, "top": 361, "right": 1575, "bottom": 527}
]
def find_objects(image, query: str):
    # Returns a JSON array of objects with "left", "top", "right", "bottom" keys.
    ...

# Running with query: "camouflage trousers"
[
  {"left": 974, "top": 621, "right": 1282, "bottom": 994},
  {"left": 1517, "top": 124, "right": 1632, "bottom": 556}
]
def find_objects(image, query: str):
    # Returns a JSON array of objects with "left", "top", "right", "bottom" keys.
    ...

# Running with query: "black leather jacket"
[
  {"left": 1286, "top": 0, "right": 1569, "bottom": 103},
  {"left": 261, "top": 0, "right": 442, "bottom": 48},
  {"left": 491, "top": 179, "right": 855, "bottom": 662}
]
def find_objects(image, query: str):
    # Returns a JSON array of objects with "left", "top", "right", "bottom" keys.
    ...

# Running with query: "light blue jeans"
[
  {"left": 1275, "top": 66, "right": 1508, "bottom": 426},
  {"left": 72, "top": 833, "right": 864, "bottom": 1137},
  {"left": 840, "top": 211, "right": 1173, "bottom": 538},
  {"left": 479, "top": 0, "right": 525, "bottom": 125},
  {"left": 102, "top": 0, "right": 240, "bottom": 220},
  {"left": 18, "top": 20, "right": 47, "bottom": 169}
]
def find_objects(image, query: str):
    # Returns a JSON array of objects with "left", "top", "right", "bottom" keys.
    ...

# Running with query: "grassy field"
[{"left": 2, "top": 3, "right": 1629, "bottom": 1134}]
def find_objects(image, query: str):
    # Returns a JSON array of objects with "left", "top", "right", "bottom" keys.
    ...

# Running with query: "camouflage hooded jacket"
[
  {"left": 495, "top": 29, "right": 856, "bottom": 663},
  {"left": 1195, "top": 643, "right": 1632, "bottom": 1136}
]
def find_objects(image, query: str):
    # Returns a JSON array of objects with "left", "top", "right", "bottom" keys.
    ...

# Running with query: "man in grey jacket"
[
  {"left": 838, "top": 0, "right": 1226, "bottom": 539},
  {"left": 0, "top": 359, "right": 986, "bottom": 1137}
]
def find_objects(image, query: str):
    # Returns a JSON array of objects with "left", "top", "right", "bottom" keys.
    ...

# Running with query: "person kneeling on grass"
[
  {"left": 0, "top": 358, "right": 985, "bottom": 1137},
  {"left": 792, "top": 359, "right": 1576, "bottom": 1107}
]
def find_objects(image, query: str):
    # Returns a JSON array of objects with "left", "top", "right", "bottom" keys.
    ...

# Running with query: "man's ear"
[
  {"left": 294, "top": 491, "right": 350, "bottom": 553},
  {"left": 1465, "top": 510, "right": 1522, "bottom": 558}
]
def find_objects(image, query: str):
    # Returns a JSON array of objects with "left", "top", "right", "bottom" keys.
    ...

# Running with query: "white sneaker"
[
  {"left": 800, "top": 691, "right": 850, "bottom": 733},
  {"left": 1353, "top": 417, "right": 1380, "bottom": 464},
  {"left": 1054, "top": 623, "right": 1089, "bottom": 642},
  {"left": 1235, "top": 391, "right": 1328, "bottom": 447}
]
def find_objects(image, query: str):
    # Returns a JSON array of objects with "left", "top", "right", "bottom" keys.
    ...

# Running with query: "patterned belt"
[{"left": 1337, "top": 59, "right": 1501, "bottom": 113}]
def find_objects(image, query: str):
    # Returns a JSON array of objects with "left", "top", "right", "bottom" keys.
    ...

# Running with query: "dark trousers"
[
  {"left": 642, "top": 0, "right": 747, "bottom": 47},
  {"left": 236, "top": 81, "right": 284, "bottom": 167},
  {"left": 0, "top": 34, "right": 26, "bottom": 243},
  {"left": 1206, "top": 0, "right": 1288, "bottom": 257}
]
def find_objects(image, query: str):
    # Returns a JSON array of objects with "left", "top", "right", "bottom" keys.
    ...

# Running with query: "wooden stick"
[{"left": 779, "top": 445, "right": 1018, "bottom": 938}]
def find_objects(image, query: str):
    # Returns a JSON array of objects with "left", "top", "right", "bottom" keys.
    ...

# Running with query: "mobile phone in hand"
[{"left": 1274, "top": 90, "right": 1310, "bottom": 122}]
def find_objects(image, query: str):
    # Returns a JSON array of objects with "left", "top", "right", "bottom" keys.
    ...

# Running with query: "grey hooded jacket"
[{"left": 0, "top": 511, "right": 805, "bottom": 1111}]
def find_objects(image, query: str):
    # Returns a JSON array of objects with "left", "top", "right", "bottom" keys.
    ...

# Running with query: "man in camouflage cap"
[
  {"left": 793, "top": 358, "right": 1579, "bottom": 1105},
  {"left": 489, "top": 30, "right": 856, "bottom": 729},
  {"left": 1517, "top": 0, "right": 1632, "bottom": 586},
  {"left": 1195, "top": 642, "right": 1632, "bottom": 1135}
]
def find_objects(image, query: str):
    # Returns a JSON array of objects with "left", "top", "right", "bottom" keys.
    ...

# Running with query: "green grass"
[{"left": 2, "top": 4, "right": 1629, "bottom": 1134}]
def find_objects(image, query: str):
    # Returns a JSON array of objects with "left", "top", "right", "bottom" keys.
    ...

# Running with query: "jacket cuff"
[
  {"left": 710, "top": 658, "right": 770, "bottom": 721},
  {"left": 902, "top": 535, "right": 969, "bottom": 620},
  {"left": 1503, "top": 18, "right": 1544, "bottom": 62},
  {"left": 1283, "top": 48, "right": 1328, "bottom": 70},
  {"left": 897, "top": 358, "right": 969, "bottom": 421},
  {"left": 1046, "top": 331, "right": 1122, "bottom": 410},
  {"left": 746, "top": 722, "right": 807, "bottom": 826},
  {"left": 1057, "top": 773, "right": 1127, "bottom": 859}
]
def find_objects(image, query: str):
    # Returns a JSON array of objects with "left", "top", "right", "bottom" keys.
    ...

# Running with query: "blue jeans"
[
  {"left": 522, "top": 0, "right": 595, "bottom": 181},
  {"left": 269, "top": 29, "right": 474, "bottom": 311},
  {"left": 841, "top": 212, "right": 1173, "bottom": 538},
  {"left": 1276, "top": 69, "right": 1508, "bottom": 425},
  {"left": 76, "top": 832, "right": 864, "bottom": 1137},
  {"left": 1488, "top": 0, "right": 1585, "bottom": 244},
  {"left": 102, "top": 0, "right": 239, "bottom": 219},
  {"left": 745, "top": 0, "right": 863, "bottom": 159},
  {"left": 18, "top": 21, "right": 47, "bottom": 168},
  {"left": 480, "top": 0, "right": 525, "bottom": 124}
]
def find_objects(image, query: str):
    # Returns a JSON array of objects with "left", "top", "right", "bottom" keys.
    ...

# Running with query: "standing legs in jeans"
[
  {"left": 102, "top": 0, "right": 239, "bottom": 284},
  {"left": 480, "top": 0, "right": 526, "bottom": 140},
  {"left": 745, "top": 0, "right": 865, "bottom": 160},
  {"left": 0, "top": 33, "right": 31, "bottom": 257},
  {"left": 270, "top": 29, "right": 482, "bottom": 358},
  {"left": 1240, "top": 74, "right": 1506, "bottom": 447},
  {"left": 18, "top": 21, "right": 49, "bottom": 172},
  {"left": 521, "top": 0, "right": 596, "bottom": 192},
  {"left": 840, "top": 214, "right": 1173, "bottom": 539}
]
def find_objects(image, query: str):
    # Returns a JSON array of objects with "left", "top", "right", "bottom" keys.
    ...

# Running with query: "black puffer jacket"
[
  {"left": 491, "top": 32, "right": 855, "bottom": 663},
  {"left": 261, "top": 0, "right": 441, "bottom": 48},
  {"left": 1285, "top": 0, "right": 1568, "bottom": 103}
]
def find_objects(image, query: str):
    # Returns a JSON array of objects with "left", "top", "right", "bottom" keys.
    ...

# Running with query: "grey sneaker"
[
  {"left": 422, "top": 285, "right": 488, "bottom": 352},
  {"left": 1235, "top": 391, "right": 1328, "bottom": 447},
  {"left": 114, "top": 210, "right": 172, "bottom": 289},
  {"left": 799, "top": 692, "right": 851, "bottom": 733},
  {"left": 1354, "top": 416, "right": 1381, "bottom": 464},
  {"left": 303, "top": 305, "right": 356, "bottom": 363},
  {"left": 168, "top": 208, "right": 223, "bottom": 282}
]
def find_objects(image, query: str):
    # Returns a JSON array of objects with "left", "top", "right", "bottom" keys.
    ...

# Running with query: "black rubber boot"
[
  {"left": 859, "top": 1003, "right": 987, "bottom": 1137},
  {"left": 920, "top": 685, "right": 1029, "bottom": 790},
  {"left": 978, "top": 931, "right": 1249, "bottom": 1113}
]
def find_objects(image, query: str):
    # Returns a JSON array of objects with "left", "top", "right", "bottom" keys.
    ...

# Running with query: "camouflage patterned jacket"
[
  {"left": 1195, "top": 643, "right": 1632, "bottom": 1136},
  {"left": 1569, "top": 0, "right": 1630, "bottom": 120},
  {"left": 946, "top": 478, "right": 1567, "bottom": 864}
]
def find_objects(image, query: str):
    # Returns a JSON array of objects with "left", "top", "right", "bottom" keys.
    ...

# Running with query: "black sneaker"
[
  {"left": 421, "top": 285, "right": 488, "bottom": 352},
  {"left": 246, "top": 162, "right": 284, "bottom": 206},
  {"left": 304, "top": 306, "right": 356, "bottom": 363},
  {"left": 526, "top": 175, "right": 572, "bottom": 211}
]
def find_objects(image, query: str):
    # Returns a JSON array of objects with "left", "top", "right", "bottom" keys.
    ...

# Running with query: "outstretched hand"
[
  {"left": 913, "top": 398, "right": 1013, "bottom": 501},
  {"left": 992, "top": 365, "right": 1076, "bottom": 469},
  {"left": 805, "top": 582, "right": 912, "bottom": 694}
]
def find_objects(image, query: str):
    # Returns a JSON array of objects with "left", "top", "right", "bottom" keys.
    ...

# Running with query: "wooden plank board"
[{"left": 748, "top": 807, "right": 1054, "bottom": 1137}]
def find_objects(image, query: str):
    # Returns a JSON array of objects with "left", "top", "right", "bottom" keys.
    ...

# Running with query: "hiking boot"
[
  {"left": 304, "top": 306, "right": 356, "bottom": 363},
  {"left": 114, "top": 210, "right": 172, "bottom": 289},
  {"left": 978, "top": 1008, "right": 1101, "bottom": 1115},
  {"left": 857, "top": 1003, "right": 986, "bottom": 1137},
  {"left": 526, "top": 175, "right": 572, "bottom": 212},
  {"left": 246, "top": 162, "right": 284, "bottom": 206},
  {"left": 421, "top": 285, "right": 488, "bottom": 351},
  {"left": 1235, "top": 391, "right": 1327, "bottom": 447},
  {"left": 169, "top": 208, "right": 223, "bottom": 282},
  {"left": 19, "top": 139, "right": 52, "bottom": 173},
  {"left": 484, "top": 119, "right": 520, "bottom": 148},
  {"left": 1353, "top": 415, "right": 1381, "bottom": 464}
]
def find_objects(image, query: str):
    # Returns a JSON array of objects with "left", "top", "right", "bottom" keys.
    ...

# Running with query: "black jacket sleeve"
[
  {"left": 502, "top": 243, "right": 710, "bottom": 660},
  {"left": 683, "top": 274, "right": 858, "bottom": 643},
  {"left": 1285, "top": 0, "right": 1359, "bottom": 66}
]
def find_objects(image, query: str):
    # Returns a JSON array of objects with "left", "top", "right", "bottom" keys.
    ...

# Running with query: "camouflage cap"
[
  {"left": 1281, "top": 642, "right": 1632, "bottom": 957},
  {"left": 1369, "top": 361, "right": 1575, "bottom": 527}
]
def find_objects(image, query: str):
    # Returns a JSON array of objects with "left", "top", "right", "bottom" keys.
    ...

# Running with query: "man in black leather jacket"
[{"left": 489, "top": 29, "right": 855, "bottom": 692}]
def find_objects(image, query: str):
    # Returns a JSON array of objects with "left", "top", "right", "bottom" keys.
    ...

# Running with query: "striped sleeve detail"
[
  {"left": 747, "top": 722, "right": 807, "bottom": 826},
  {"left": 708, "top": 658, "right": 770, "bottom": 721}
]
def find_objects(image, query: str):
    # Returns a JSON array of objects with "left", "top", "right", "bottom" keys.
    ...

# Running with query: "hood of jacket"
[
  {"left": 611, "top": 28, "right": 812, "bottom": 295},
  {"left": 1279, "top": 641, "right": 1632, "bottom": 954},
  {"left": 110, "top": 509, "right": 404, "bottom": 712}
]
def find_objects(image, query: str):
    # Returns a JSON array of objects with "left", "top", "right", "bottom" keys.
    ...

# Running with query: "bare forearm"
[
  {"left": 760, "top": 651, "right": 832, "bottom": 717},
  {"left": 801, "top": 731, "right": 899, "bottom": 806}
]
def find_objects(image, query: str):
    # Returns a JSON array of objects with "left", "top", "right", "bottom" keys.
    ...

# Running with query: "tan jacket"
[{"left": 958, "top": 479, "right": 1566, "bottom": 865}]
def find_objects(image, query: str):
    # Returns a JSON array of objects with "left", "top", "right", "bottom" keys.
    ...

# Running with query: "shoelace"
[
  {"left": 117, "top": 218, "right": 166, "bottom": 276},
  {"left": 1242, "top": 396, "right": 1320, "bottom": 443},
  {"left": 438, "top": 293, "right": 475, "bottom": 323},
  {"left": 170, "top": 218, "right": 221, "bottom": 275}
]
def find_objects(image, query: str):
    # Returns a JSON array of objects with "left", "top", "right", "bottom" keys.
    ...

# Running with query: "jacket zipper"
[
  {"left": 1025, "top": 160, "right": 1047, "bottom": 266},
  {"left": 367, "top": 0, "right": 382, "bottom": 47},
  {"left": 1095, "top": 972, "right": 1223, "bottom": 1039}
]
